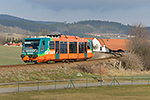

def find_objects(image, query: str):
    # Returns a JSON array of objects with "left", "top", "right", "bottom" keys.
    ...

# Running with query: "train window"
[
  {"left": 69, "top": 42, "right": 77, "bottom": 53},
  {"left": 85, "top": 42, "right": 87, "bottom": 53},
  {"left": 60, "top": 41, "right": 67, "bottom": 53},
  {"left": 88, "top": 42, "right": 91, "bottom": 49},
  {"left": 56, "top": 41, "right": 59, "bottom": 54},
  {"left": 40, "top": 41, "right": 45, "bottom": 52},
  {"left": 24, "top": 39, "right": 40, "bottom": 49},
  {"left": 79, "top": 42, "right": 84, "bottom": 53},
  {"left": 50, "top": 41, "right": 54, "bottom": 49}
]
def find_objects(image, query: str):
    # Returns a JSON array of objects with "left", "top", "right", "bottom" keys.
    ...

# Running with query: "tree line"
[
  {"left": 0, "top": 36, "right": 23, "bottom": 45},
  {"left": 0, "top": 19, "right": 131, "bottom": 36}
]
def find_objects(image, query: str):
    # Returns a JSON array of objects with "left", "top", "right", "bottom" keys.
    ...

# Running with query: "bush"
[
  {"left": 98, "top": 67, "right": 108, "bottom": 76},
  {"left": 120, "top": 53, "right": 144, "bottom": 71}
]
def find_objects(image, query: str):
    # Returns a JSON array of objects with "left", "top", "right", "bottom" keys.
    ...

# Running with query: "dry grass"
[{"left": 1, "top": 85, "right": 150, "bottom": 100}]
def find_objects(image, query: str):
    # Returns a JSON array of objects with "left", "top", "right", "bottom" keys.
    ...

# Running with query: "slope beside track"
[{"left": 0, "top": 52, "right": 122, "bottom": 71}]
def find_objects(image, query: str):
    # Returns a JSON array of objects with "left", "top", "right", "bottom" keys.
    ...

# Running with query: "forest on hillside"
[{"left": 0, "top": 15, "right": 131, "bottom": 37}]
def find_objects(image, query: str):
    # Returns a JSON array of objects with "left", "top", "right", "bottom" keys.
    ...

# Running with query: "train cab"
[{"left": 21, "top": 37, "right": 50, "bottom": 63}]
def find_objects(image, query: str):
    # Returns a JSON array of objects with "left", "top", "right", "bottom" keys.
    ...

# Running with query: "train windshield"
[{"left": 23, "top": 39, "right": 40, "bottom": 50}]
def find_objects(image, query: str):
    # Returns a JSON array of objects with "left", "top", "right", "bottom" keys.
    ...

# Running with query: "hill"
[
  {"left": 0, "top": 14, "right": 135, "bottom": 37},
  {"left": 0, "top": 14, "right": 29, "bottom": 22},
  {"left": 0, "top": 24, "right": 30, "bottom": 35},
  {"left": 0, "top": 14, "right": 57, "bottom": 24}
]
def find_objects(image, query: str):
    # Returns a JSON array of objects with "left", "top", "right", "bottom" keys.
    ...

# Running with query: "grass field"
[
  {"left": 0, "top": 85, "right": 150, "bottom": 100},
  {"left": 1, "top": 46, "right": 150, "bottom": 100},
  {"left": 0, "top": 46, "right": 24, "bottom": 65}
]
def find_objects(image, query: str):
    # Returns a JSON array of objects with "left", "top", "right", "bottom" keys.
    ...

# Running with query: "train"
[{"left": 20, "top": 35, "right": 93, "bottom": 63}]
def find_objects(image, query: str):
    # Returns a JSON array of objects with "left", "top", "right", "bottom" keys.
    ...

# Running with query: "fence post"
[
  {"left": 148, "top": 77, "right": 149, "bottom": 85},
  {"left": 55, "top": 80, "right": 57, "bottom": 90},
  {"left": 70, "top": 80, "right": 72, "bottom": 89},
  {"left": 131, "top": 76, "right": 133, "bottom": 85},
  {"left": 114, "top": 79, "right": 115, "bottom": 85},
  {"left": 37, "top": 80, "right": 39, "bottom": 92},
  {"left": 86, "top": 78, "right": 88, "bottom": 88},
  {"left": 18, "top": 82, "right": 19, "bottom": 94},
  {"left": 110, "top": 77, "right": 120, "bottom": 86},
  {"left": 65, "top": 79, "right": 75, "bottom": 89},
  {"left": 100, "top": 78, "right": 102, "bottom": 87}
]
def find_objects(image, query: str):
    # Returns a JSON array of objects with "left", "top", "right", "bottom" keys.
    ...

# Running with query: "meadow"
[
  {"left": 1, "top": 46, "right": 150, "bottom": 100},
  {"left": 0, "top": 85, "right": 150, "bottom": 100},
  {"left": 0, "top": 46, "right": 24, "bottom": 65}
]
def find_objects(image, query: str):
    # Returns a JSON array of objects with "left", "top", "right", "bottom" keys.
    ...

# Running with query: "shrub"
[
  {"left": 120, "top": 53, "right": 144, "bottom": 71},
  {"left": 98, "top": 67, "right": 108, "bottom": 76}
]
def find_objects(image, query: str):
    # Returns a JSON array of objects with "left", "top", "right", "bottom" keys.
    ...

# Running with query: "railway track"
[{"left": 0, "top": 52, "right": 122, "bottom": 68}]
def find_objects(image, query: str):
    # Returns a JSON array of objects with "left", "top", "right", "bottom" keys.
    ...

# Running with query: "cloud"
[
  {"left": 1, "top": 0, "right": 150, "bottom": 26},
  {"left": 25, "top": 0, "right": 150, "bottom": 11}
]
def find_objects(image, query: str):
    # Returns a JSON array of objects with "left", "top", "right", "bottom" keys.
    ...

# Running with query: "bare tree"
[
  {"left": 127, "top": 23, "right": 150, "bottom": 54},
  {"left": 0, "top": 36, "right": 6, "bottom": 45},
  {"left": 36, "top": 28, "right": 42, "bottom": 36},
  {"left": 127, "top": 23, "right": 150, "bottom": 70},
  {"left": 41, "top": 29, "right": 52, "bottom": 36}
]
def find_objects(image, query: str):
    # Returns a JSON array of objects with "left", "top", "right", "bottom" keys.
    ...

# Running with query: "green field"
[
  {"left": 0, "top": 46, "right": 24, "bottom": 65},
  {"left": 0, "top": 85, "right": 150, "bottom": 100}
]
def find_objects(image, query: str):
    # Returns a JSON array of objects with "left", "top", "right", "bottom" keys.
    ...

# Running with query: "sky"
[{"left": 0, "top": 0, "right": 150, "bottom": 26}]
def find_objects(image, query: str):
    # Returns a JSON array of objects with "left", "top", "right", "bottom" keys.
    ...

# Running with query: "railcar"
[{"left": 20, "top": 35, "right": 93, "bottom": 63}]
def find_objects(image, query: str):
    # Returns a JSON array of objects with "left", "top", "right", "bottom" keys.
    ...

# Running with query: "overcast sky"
[{"left": 0, "top": 0, "right": 150, "bottom": 26}]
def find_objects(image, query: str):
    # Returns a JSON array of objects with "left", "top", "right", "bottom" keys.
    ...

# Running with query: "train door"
[
  {"left": 40, "top": 39, "right": 46, "bottom": 54},
  {"left": 55, "top": 41, "right": 59, "bottom": 59},
  {"left": 85, "top": 42, "right": 87, "bottom": 58}
]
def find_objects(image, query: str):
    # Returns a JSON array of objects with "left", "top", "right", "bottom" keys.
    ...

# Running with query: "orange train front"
[{"left": 20, "top": 35, "right": 93, "bottom": 63}]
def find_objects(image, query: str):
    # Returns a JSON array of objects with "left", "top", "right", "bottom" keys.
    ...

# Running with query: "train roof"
[{"left": 24, "top": 35, "right": 91, "bottom": 42}]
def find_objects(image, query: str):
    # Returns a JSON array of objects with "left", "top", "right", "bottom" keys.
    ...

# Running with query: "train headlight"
[{"left": 34, "top": 50, "right": 38, "bottom": 52}]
